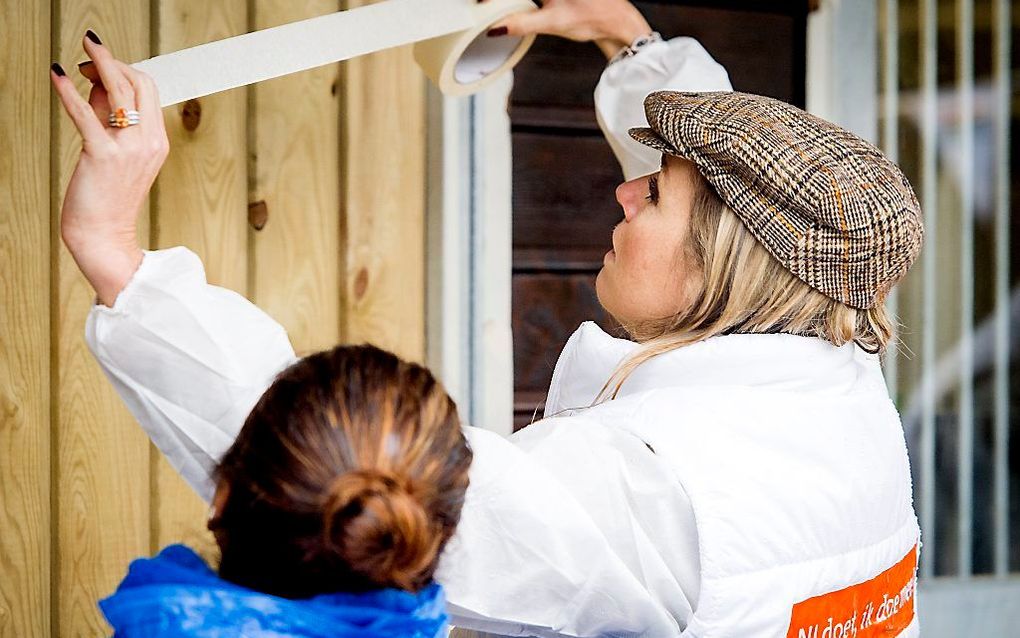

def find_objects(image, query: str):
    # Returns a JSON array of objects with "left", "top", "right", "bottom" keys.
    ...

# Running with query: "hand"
[
  {"left": 484, "top": 0, "right": 652, "bottom": 59},
  {"left": 50, "top": 30, "right": 169, "bottom": 306}
]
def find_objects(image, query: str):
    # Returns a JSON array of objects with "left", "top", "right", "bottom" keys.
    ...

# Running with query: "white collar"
[{"left": 544, "top": 322, "right": 886, "bottom": 414}]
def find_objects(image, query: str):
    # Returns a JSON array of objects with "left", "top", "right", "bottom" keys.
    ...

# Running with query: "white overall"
[
  {"left": 534, "top": 323, "right": 921, "bottom": 637},
  {"left": 84, "top": 36, "right": 921, "bottom": 637}
]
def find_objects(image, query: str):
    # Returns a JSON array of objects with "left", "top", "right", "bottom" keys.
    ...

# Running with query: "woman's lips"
[
  {"left": 608, "top": 225, "right": 620, "bottom": 260},
  {"left": 604, "top": 248, "right": 616, "bottom": 264}
]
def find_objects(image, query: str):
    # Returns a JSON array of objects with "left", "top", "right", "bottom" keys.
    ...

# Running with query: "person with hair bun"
[{"left": 99, "top": 344, "right": 471, "bottom": 637}]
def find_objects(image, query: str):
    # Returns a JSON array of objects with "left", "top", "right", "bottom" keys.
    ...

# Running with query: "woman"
[
  {"left": 100, "top": 344, "right": 470, "bottom": 637},
  {"left": 53, "top": 1, "right": 922, "bottom": 636}
]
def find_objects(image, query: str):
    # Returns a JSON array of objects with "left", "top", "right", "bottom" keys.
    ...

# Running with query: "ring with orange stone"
[{"left": 107, "top": 106, "right": 140, "bottom": 128}]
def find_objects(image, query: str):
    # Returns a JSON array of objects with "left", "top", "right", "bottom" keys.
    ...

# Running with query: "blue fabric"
[{"left": 99, "top": 544, "right": 448, "bottom": 638}]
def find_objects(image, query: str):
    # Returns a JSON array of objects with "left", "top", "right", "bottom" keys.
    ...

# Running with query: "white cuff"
[
  {"left": 595, "top": 36, "right": 733, "bottom": 180},
  {"left": 90, "top": 246, "right": 205, "bottom": 317}
]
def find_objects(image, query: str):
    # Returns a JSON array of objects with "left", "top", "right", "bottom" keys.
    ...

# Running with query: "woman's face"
[{"left": 596, "top": 154, "right": 701, "bottom": 328}]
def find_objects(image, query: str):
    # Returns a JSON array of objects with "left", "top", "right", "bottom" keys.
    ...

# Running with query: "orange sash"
[{"left": 785, "top": 545, "right": 917, "bottom": 638}]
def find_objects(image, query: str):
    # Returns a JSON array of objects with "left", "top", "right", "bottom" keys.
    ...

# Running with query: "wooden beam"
[
  {"left": 0, "top": 0, "right": 52, "bottom": 634},
  {"left": 250, "top": 0, "right": 342, "bottom": 356},
  {"left": 53, "top": 3, "right": 152, "bottom": 633},
  {"left": 150, "top": 0, "right": 249, "bottom": 556},
  {"left": 340, "top": 0, "right": 426, "bottom": 363}
]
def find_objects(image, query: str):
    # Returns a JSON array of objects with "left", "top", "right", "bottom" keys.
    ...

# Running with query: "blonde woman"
[{"left": 53, "top": 1, "right": 922, "bottom": 636}]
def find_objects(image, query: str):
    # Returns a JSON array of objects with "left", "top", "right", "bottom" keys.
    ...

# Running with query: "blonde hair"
[{"left": 600, "top": 175, "right": 895, "bottom": 400}]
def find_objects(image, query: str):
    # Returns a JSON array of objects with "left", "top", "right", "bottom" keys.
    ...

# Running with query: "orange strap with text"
[{"left": 785, "top": 544, "right": 918, "bottom": 638}]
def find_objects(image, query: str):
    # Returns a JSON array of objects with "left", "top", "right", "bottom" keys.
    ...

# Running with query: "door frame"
[{"left": 426, "top": 77, "right": 515, "bottom": 437}]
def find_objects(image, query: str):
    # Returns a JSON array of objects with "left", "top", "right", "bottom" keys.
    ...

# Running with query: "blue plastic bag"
[{"left": 99, "top": 545, "right": 448, "bottom": 638}]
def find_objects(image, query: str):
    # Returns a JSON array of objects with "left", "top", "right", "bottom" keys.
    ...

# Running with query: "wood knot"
[
  {"left": 0, "top": 390, "right": 19, "bottom": 423},
  {"left": 248, "top": 200, "right": 269, "bottom": 231},
  {"left": 353, "top": 268, "right": 369, "bottom": 300},
  {"left": 181, "top": 98, "right": 202, "bottom": 132}
]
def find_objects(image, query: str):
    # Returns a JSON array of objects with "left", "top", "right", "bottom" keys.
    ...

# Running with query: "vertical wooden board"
[
  {"left": 340, "top": 2, "right": 426, "bottom": 363},
  {"left": 54, "top": 3, "right": 152, "bottom": 633},
  {"left": 0, "top": 0, "right": 51, "bottom": 635},
  {"left": 150, "top": 0, "right": 249, "bottom": 557},
  {"left": 251, "top": 0, "right": 341, "bottom": 356}
]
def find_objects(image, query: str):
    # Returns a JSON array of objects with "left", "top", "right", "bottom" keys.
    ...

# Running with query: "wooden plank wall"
[
  {"left": 251, "top": 1, "right": 342, "bottom": 356},
  {"left": 0, "top": 1, "right": 52, "bottom": 635},
  {"left": 151, "top": 0, "right": 249, "bottom": 555},
  {"left": 53, "top": 3, "right": 153, "bottom": 633},
  {"left": 0, "top": 0, "right": 427, "bottom": 634},
  {"left": 341, "top": 0, "right": 426, "bottom": 363}
]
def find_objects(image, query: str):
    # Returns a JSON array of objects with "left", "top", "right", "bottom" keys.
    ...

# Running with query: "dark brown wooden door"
[{"left": 509, "top": 1, "right": 812, "bottom": 430}]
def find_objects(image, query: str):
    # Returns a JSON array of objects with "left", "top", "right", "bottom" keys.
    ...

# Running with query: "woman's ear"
[{"left": 207, "top": 480, "right": 230, "bottom": 530}]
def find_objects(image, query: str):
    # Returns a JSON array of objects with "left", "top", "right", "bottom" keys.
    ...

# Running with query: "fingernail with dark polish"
[
  {"left": 78, "top": 60, "right": 94, "bottom": 69},
  {"left": 85, "top": 29, "right": 102, "bottom": 45},
  {"left": 487, "top": 26, "right": 508, "bottom": 37},
  {"left": 51, "top": 62, "right": 66, "bottom": 77}
]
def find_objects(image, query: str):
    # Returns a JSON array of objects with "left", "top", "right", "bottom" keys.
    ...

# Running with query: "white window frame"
[{"left": 426, "top": 76, "right": 515, "bottom": 437}]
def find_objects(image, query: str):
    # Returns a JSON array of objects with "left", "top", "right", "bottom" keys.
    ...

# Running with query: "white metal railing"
[
  {"left": 992, "top": 0, "right": 1011, "bottom": 578},
  {"left": 956, "top": 0, "right": 975, "bottom": 580},
  {"left": 918, "top": 0, "right": 939, "bottom": 581},
  {"left": 879, "top": 0, "right": 1013, "bottom": 584},
  {"left": 882, "top": 0, "right": 900, "bottom": 401}
]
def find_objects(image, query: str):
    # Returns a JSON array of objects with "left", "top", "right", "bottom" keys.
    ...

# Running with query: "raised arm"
[
  {"left": 85, "top": 248, "right": 297, "bottom": 500},
  {"left": 594, "top": 37, "right": 733, "bottom": 179},
  {"left": 487, "top": 0, "right": 733, "bottom": 180},
  {"left": 51, "top": 35, "right": 297, "bottom": 501}
]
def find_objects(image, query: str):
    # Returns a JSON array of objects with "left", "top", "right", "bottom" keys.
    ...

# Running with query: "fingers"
[
  {"left": 113, "top": 61, "right": 166, "bottom": 138},
  {"left": 78, "top": 61, "right": 112, "bottom": 124},
  {"left": 87, "top": 80, "right": 112, "bottom": 124},
  {"left": 78, "top": 60, "right": 100, "bottom": 84},
  {"left": 488, "top": 8, "right": 556, "bottom": 38},
  {"left": 49, "top": 63, "right": 110, "bottom": 145},
  {"left": 479, "top": 0, "right": 547, "bottom": 37},
  {"left": 79, "top": 50, "right": 164, "bottom": 138},
  {"left": 81, "top": 30, "right": 138, "bottom": 116}
]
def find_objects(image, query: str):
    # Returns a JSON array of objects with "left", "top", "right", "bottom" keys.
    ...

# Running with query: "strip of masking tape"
[{"left": 130, "top": 0, "right": 537, "bottom": 107}]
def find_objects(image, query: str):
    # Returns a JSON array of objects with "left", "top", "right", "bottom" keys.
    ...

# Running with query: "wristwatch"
[{"left": 607, "top": 32, "right": 663, "bottom": 67}]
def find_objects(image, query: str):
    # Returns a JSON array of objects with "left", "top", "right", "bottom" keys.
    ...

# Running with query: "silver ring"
[{"left": 108, "top": 107, "right": 140, "bottom": 128}]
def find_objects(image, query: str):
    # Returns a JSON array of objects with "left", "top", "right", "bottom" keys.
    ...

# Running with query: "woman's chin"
[
  {"left": 594, "top": 270, "right": 613, "bottom": 314},
  {"left": 596, "top": 252, "right": 614, "bottom": 298},
  {"left": 595, "top": 273, "right": 633, "bottom": 331}
]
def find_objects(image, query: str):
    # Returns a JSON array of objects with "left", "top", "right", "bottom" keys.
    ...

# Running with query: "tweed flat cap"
[{"left": 629, "top": 90, "right": 924, "bottom": 310}]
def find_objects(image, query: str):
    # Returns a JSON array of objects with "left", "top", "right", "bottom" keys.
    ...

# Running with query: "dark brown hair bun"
[
  {"left": 211, "top": 345, "right": 471, "bottom": 598},
  {"left": 322, "top": 468, "right": 441, "bottom": 592}
]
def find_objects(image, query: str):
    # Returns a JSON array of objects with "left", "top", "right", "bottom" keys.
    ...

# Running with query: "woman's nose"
[{"left": 615, "top": 177, "right": 647, "bottom": 221}]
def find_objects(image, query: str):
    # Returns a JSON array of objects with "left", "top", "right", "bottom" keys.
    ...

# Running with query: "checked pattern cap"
[{"left": 629, "top": 91, "right": 924, "bottom": 310}]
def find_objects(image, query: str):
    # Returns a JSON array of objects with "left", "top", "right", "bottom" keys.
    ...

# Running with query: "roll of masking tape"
[
  {"left": 414, "top": 0, "right": 536, "bottom": 96},
  {"left": 131, "top": 0, "right": 537, "bottom": 108}
]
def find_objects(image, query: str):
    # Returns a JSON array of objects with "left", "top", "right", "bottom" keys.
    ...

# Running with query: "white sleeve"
[
  {"left": 595, "top": 36, "right": 733, "bottom": 180},
  {"left": 438, "top": 424, "right": 680, "bottom": 638},
  {"left": 84, "top": 247, "right": 298, "bottom": 502}
]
